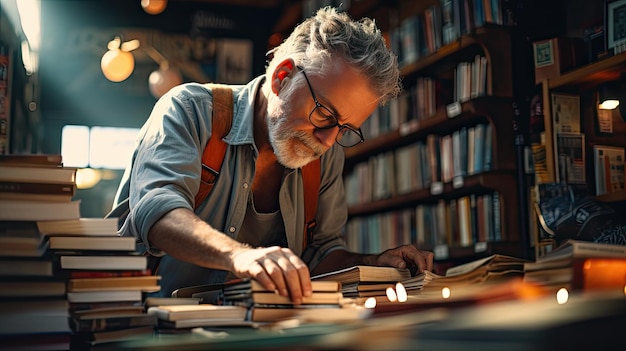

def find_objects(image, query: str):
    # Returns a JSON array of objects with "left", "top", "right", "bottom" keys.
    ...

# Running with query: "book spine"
[
  {"left": 0, "top": 181, "right": 75, "bottom": 195},
  {"left": 70, "top": 314, "right": 157, "bottom": 333},
  {"left": 69, "top": 269, "right": 152, "bottom": 279}
]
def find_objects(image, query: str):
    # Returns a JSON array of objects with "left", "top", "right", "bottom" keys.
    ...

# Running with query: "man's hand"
[
  {"left": 375, "top": 244, "right": 434, "bottom": 275},
  {"left": 230, "top": 246, "right": 312, "bottom": 304}
]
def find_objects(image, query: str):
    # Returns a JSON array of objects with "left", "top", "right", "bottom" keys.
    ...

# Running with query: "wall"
[{"left": 34, "top": 0, "right": 280, "bottom": 216}]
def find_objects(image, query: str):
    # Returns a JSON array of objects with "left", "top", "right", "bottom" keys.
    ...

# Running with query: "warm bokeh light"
[
  {"left": 148, "top": 66, "right": 183, "bottom": 98},
  {"left": 75, "top": 168, "right": 102, "bottom": 189},
  {"left": 364, "top": 297, "right": 377, "bottom": 309},
  {"left": 395, "top": 283, "right": 407, "bottom": 302},
  {"left": 441, "top": 287, "right": 451, "bottom": 299},
  {"left": 385, "top": 287, "right": 397, "bottom": 302},
  {"left": 101, "top": 49, "right": 135, "bottom": 82},
  {"left": 556, "top": 288, "right": 569, "bottom": 304},
  {"left": 141, "top": 0, "right": 168, "bottom": 15}
]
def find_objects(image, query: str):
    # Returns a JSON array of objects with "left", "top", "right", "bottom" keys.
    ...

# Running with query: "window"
[{"left": 61, "top": 125, "right": 139, "bottom": 170}]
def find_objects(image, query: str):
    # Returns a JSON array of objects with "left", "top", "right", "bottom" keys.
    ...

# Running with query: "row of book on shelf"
[
  {"left": 345, "top": 192, "right": 502, "bottom": 255},
  {"left": 362, "top": 53, "right": 488, "bottom": 140},
  {"left": 345, "top": 122, "right": 493, "bottom": 206},
  {"left": 390, "top": 0, "right": 511, "bottom": 69}
]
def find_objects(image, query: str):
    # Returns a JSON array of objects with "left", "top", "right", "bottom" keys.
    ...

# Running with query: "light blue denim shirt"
[{"left": 112, "top": 76, "right": 349, "bottom": 296}]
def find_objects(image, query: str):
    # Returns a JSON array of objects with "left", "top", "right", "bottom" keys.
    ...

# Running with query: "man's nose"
[{"left": 313, "top": 127, "right": 338, "bottom": 148}]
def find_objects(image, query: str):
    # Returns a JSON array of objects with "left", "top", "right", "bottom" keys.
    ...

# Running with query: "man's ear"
[{"left": 271, "top": 58, "right": 295, "bottom": 94}]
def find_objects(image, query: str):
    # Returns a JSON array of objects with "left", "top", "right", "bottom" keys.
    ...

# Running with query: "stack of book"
[
  {"left": 0, "top": 154, "right": 79, "bottom": 349},
  {"left": 311, "top": 265, "right": 411, "bottom": 304},
  {"left": 0, "top": 154, "right": 81, "bottom": 221},
  {"left": 0, "top": 231, "right": 71, "bottom": 350},
  {"left": 40, "top": 217, "right": 159, "bottom": 349},
  {"left": 523, "top": 239, "right": 626, "bottom": 293},
  {"left": 222, "top": 278, "right": 346, "bottom": 322},
  {"left": 402, "top": 254, "right": 529, "bottom": 298}
]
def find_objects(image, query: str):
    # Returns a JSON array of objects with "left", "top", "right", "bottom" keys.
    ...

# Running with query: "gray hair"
[{"left": 266, "top": 6, "right": 401, "bottom": 106}]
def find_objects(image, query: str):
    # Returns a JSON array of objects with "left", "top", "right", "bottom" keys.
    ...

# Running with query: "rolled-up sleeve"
[{"left": 121, "top": 84, "right": 214, "bottom": 255}]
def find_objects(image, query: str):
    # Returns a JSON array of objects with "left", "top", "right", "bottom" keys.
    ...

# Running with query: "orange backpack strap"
[
  {"left": 301, "top": 159, "right": 320, "bottom": 251},
  {"left": 194, "top": 85, "right": 233, "bottom": 209},
  {"left": 193, "top": 84, "right": 320, "bottom": 252}
]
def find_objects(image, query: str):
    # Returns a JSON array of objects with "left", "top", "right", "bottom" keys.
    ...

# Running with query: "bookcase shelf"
[
  {"left": 539, "top": 51, "right": 626, "bottom": 184},
  {"left": 342, "top": 1, "right": 529, "bottom": 261}
]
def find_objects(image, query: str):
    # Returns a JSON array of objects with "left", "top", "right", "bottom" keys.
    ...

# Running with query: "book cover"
[
  {"left": 593, "top": 145, "right": 625, "bottom": 195},
  {"left": 550, "top": 93, "right": 581, "bottom": 183},
  {"left": 556, "top": 132, "right": 585, "bottom": 184}
]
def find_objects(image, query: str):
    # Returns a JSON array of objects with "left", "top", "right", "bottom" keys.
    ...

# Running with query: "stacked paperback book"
[
  {"left": 0, "top": 154, "right": 80, "bottom": 221},
  {"left": 0, "top": 155, "right": 78, "bottom": 349},
  {"left": 401, "top": 254, "right": 529, "bottom": 298},
  {"left": 0, "top": 154, "right": 160, "bottom": 349},
  {"left": 523, "top": 239, "right": 626, "bottom": 293},
  {"left": 49, "top": 218, "right": 159, "bottom": 349},
  {"left": 311, "top": 265, "right": 411, "bottom": 304}
]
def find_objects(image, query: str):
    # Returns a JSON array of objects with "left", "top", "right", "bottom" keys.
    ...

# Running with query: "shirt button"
[
  {"left": 229, "top": 226, "right": 236, "bottom": 233},
  {"left": 243, "top": 183, "right": 249, "bottom": 189}
]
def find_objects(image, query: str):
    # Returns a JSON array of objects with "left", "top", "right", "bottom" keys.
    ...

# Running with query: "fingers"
[
  {"left": 378, "top": 245, "right": 435, "bottom": 275},
  {"left": 233, "top": 246, "right": 311, "bottom": 305}
]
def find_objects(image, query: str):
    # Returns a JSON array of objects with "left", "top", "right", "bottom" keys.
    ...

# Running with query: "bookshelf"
[
  {"left": 532, "top": 51, "right": 626, "bottom": 258},
  {"left": 539, "top": 51, "right": 626, "bottom": 193},
  {"left": 340, "top": 0, "right": 531, "bottom": 267}
]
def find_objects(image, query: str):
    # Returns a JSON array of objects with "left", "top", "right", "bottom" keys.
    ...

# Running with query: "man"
[{"left": 111, "top": 6, "right": 434, "bottom": 302}]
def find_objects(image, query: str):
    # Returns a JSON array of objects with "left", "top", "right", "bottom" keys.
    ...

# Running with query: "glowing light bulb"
[
  {"left": 441, "top": 287, "right": 451, "bottom": 299},
  {"left": 148, "top": 66, "right": 182, "bottom": 98},
  {"left": 141, "top": 0, "right": 167, "bottom": 15},
  {"left": 101, "top": 49, "right": 135, "bottom": 82}
]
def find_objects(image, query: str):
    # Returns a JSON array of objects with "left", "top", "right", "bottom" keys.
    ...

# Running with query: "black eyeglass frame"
[{"left": 298, "top": 67, "right": 365, "bottom": 148}]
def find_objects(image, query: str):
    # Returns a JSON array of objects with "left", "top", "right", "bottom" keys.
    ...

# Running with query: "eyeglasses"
[{"left": 298, "top": 68, "right": 365, "bottom": 148}]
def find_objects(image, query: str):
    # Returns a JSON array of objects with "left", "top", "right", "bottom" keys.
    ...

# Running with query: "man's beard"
[{"left": 267, "top": 112, "right": 326, "bottom": 169}]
